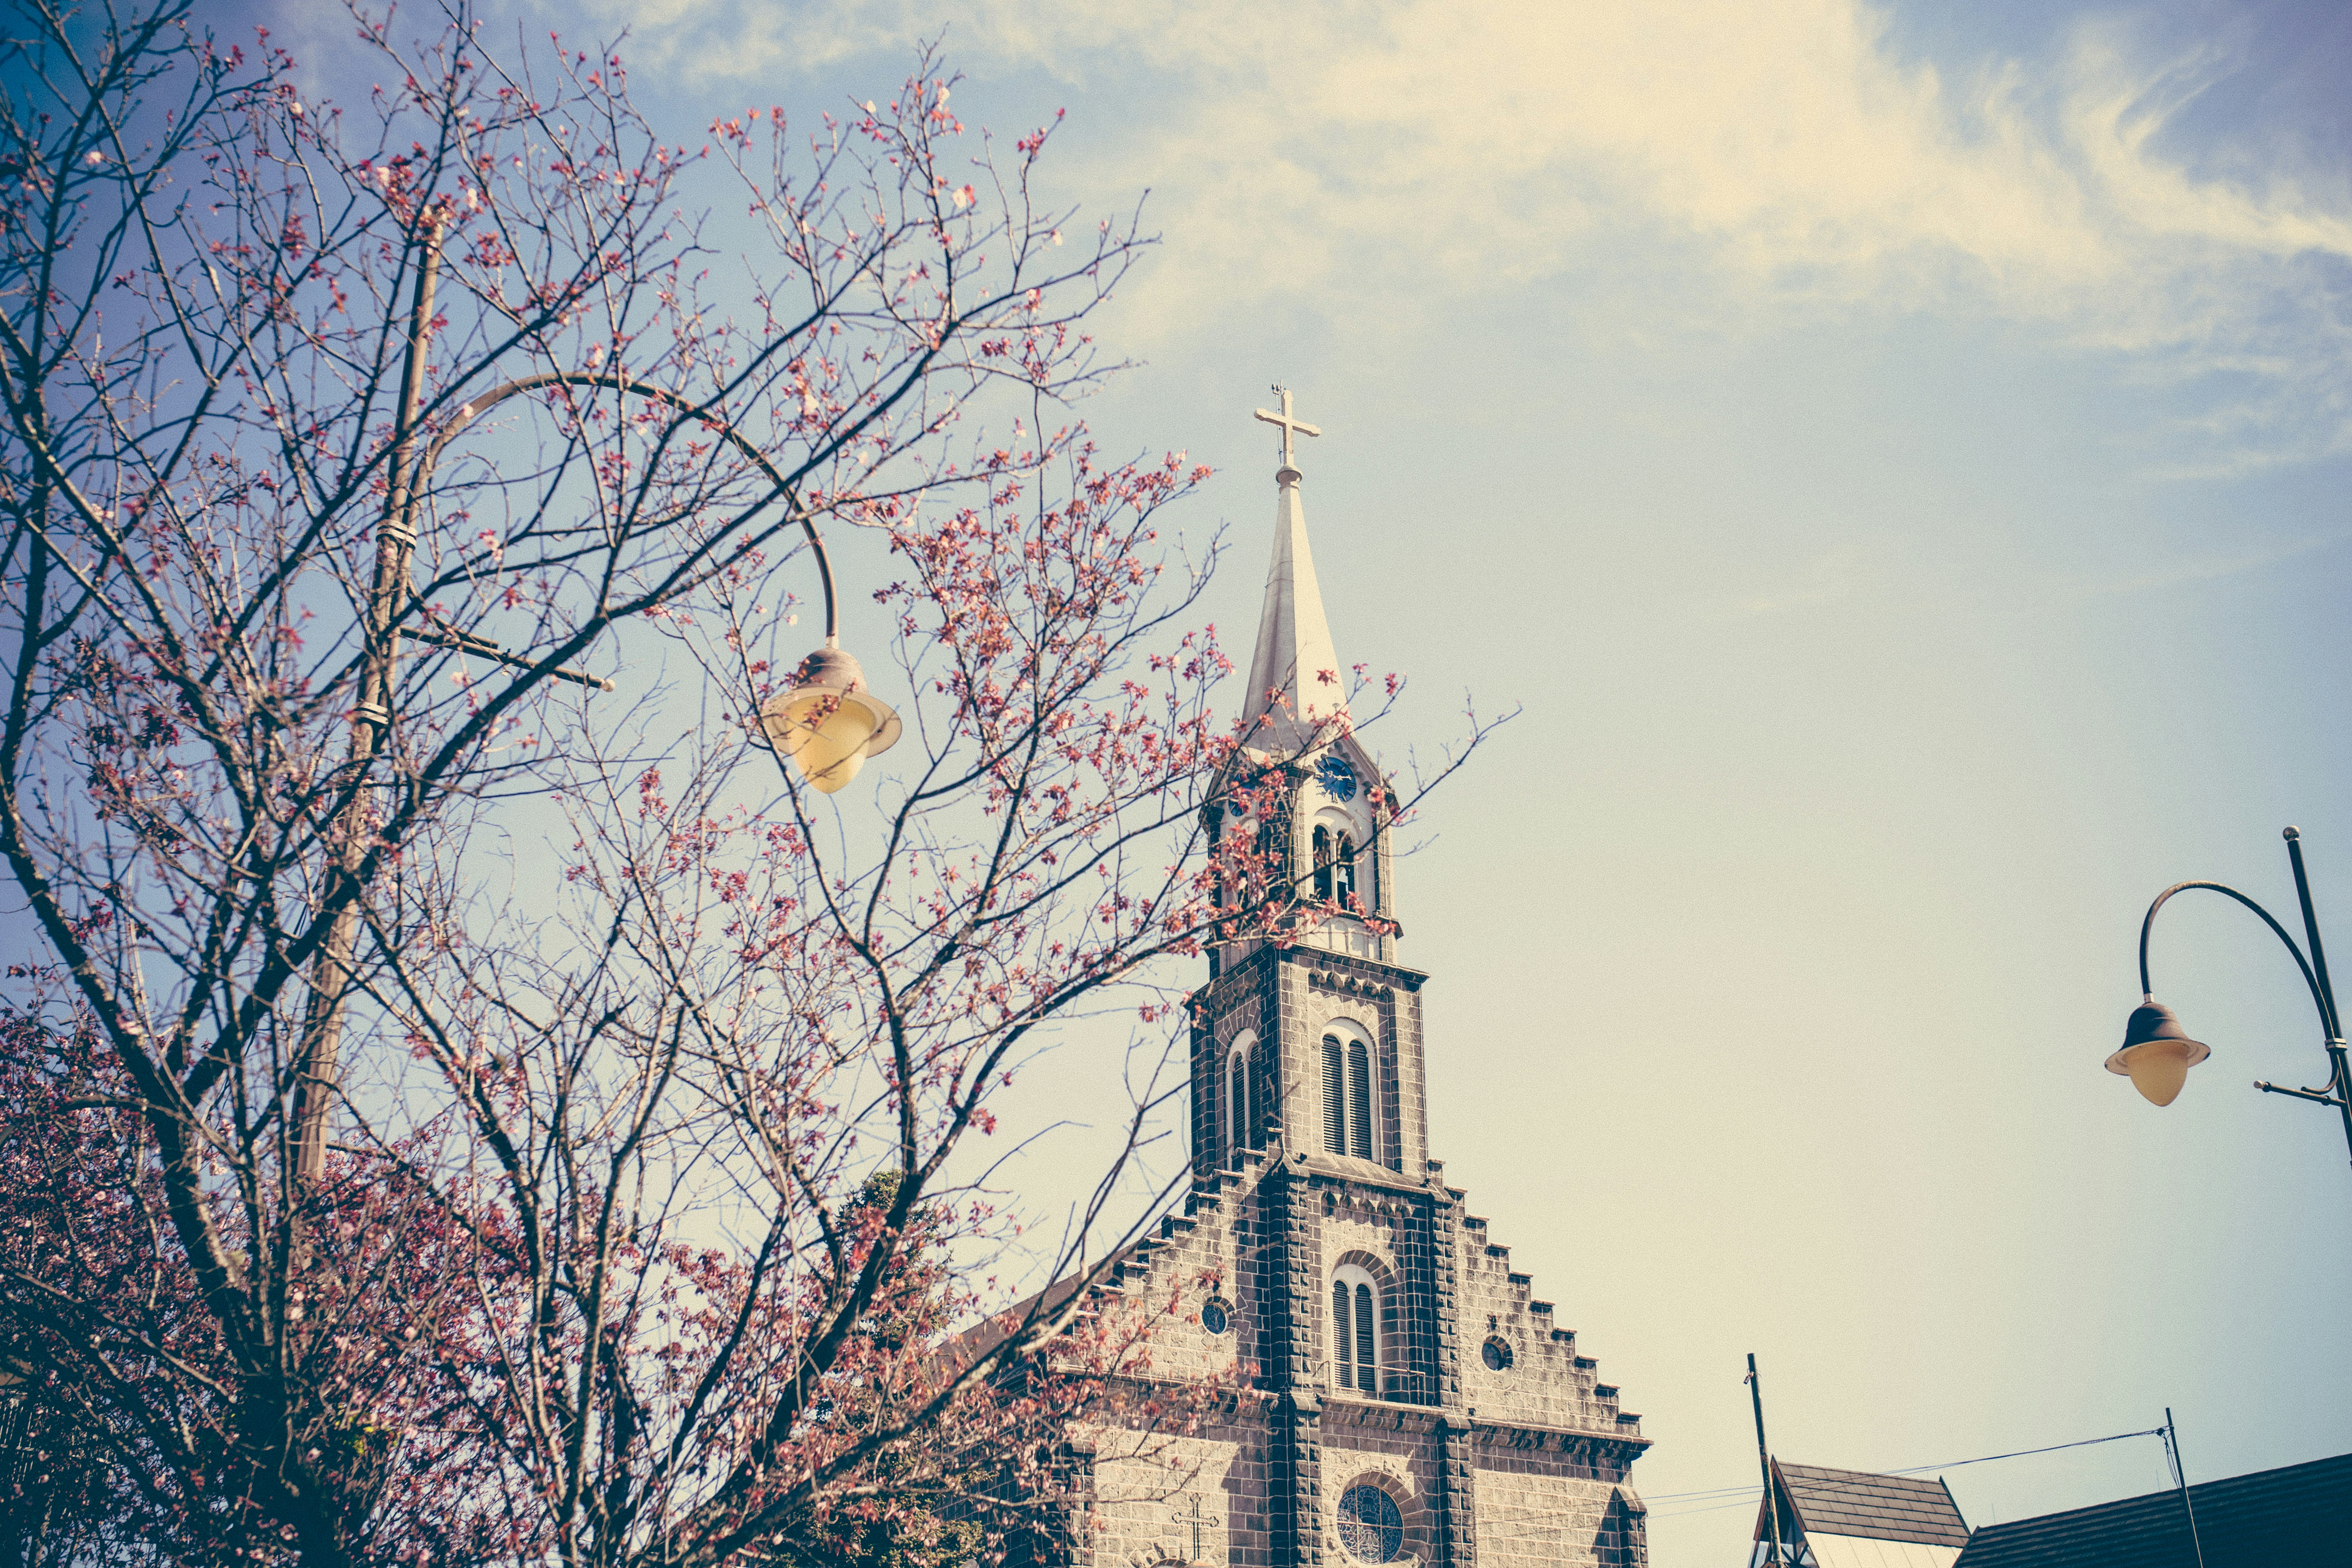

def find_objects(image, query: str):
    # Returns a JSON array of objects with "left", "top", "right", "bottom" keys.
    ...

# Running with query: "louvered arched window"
[
  {"left": 1331, "top": 1263, "right": 1379, "bottom": 1395},
  {"left": 1321, "top": 1032, "right": 1375, "bottom": 1161},
  {"left": 1347, "top": 1038, "right": 1371, "bottom": 1158},
  {"left": 1226, "top": 1036, "right": 1253, "bottom": 1160}
]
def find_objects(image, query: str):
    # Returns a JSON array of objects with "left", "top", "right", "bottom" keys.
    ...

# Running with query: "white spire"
[{"left": 1241, "top": 388, "right": 1344, "bottom": 755}]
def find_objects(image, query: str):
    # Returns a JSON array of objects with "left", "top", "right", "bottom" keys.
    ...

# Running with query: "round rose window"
[
  {"left": 1337, "top": 1484, "right": 1403, "bottom": 1563},
  {"left": 1201, "top": 1296, "right": 1231, "bottom": 1336},
  {"left": 1482, "top": 1336, "right": 1513, "bottom": 1372}
]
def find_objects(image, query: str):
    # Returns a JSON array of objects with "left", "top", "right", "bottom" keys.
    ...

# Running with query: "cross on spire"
[{"left": 1254, "top": 384, "right": 1322, "bottom": 472}]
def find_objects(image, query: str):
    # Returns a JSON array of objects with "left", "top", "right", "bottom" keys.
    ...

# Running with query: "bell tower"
[
  {"left": 1194, "top": 388, "right": 1426, "bottom": 1183},
  {"left": 1077, "top": 388, "right": 1651, "bottom": 1568}
]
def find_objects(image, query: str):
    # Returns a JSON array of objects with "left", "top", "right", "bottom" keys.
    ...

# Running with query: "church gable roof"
[{"left": 1776, "top": 1463, "right": 1971, "bottom": 1548}]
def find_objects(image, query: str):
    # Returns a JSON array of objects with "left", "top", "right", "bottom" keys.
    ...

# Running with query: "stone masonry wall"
[
  {"left": 1082, "top": 1425, "right": 1252, "bottom": 1568},
  {"left": 1470, "top": 1464, "right": 1646, "bottom": 1568}
]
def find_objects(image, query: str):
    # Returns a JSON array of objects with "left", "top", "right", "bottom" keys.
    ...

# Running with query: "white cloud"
[{"left": 571, "top": 0, "right": 2352, "bottom": 453}]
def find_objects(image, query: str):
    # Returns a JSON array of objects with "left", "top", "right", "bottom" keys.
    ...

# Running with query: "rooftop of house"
[
  {"left": 1952, "top": 1450, "right": 2352, "bottom": 1568},
  {"left": 1767, "top": 1462, "right": 1972, "bottom": 1550}
]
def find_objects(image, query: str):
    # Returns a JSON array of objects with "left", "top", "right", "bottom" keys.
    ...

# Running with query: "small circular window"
[
  {"left": 1201, "top": 1296, "right": 1231, "bottom": 1336},
  {"left": 1336, "top": 1484, "right": 1403, "bottom": 1564},
  {"left": 1481, "top": 1336, "right": 1513, "bottom": 1372}
]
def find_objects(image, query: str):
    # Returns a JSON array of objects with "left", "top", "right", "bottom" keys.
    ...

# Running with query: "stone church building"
[{"left": 1062, "top": 396, "right": 1651, "bottom": 1568}]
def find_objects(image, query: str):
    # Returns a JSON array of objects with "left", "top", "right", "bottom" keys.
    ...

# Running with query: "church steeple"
[
  {"left": 1210, "top": 386, "right": 1392, "bottom": 987},
  {"left": 1152, "top": 388, "right": 1651, "bottom": 1568},
  {"left": 1240, "top": 387, "right": 1345, "bottom": 756}
]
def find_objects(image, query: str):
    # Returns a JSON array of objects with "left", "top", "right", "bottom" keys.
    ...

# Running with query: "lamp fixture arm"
[
  {"left": 414, "top": 370, "right": 842, "bottom": 641},
  {"left": 2138, "top": 880, "right": 2335, "bottom": 1039}
]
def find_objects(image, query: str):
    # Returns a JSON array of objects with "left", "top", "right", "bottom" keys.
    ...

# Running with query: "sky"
[{"left": 255, "top": 0, "right": 2352, "bottom": 1562}]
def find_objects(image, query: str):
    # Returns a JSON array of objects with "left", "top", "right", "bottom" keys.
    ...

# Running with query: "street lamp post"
[
  {"left": 292, "top": 220, "right": 899, "bottom": 1179},
  {"left": 2110, "top": 827, "right": 2352, "bottom": 1170}
]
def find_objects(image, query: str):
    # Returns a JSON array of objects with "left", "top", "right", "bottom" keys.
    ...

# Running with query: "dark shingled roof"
[
  {"left": 1776, "top": 1463, "right": 1971, "bottom": 1547},
  {"left": 1952, "top": 1451, "right": 2352, "bottom": 1568}
]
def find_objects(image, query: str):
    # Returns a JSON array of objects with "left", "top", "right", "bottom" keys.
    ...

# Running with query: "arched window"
[
  {"left": 1333, "top": 832, "right": 1357, "bottom": 908},
  {"left": 1347, "top": 1038, "right": 1372, "bottom": 1159},
  {"left": 1226, "top": 1036, "right": 1253, "bottom": 1160},
  {"left": 1322, "top": 1030, "right": 1375, "bottom": 1161},
  {"left": 1312, "top": 825, "right": 1335, "bottom": 901},
  {"left": 1331, "top": 1263, "right": 1379, "bottom": 1395},
  {"left": 1321, "top": 1036, "right": 1344, "bottom": 1154}
]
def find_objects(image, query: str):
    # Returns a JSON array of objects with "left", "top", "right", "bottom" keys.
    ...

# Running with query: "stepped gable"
[{"left": 1455, "top": 1193, "right": 1643, "bottom": 1446}]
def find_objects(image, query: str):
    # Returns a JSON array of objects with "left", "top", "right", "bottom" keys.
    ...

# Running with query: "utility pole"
[
  {"left": 1748, "top": 1353, "right": 1788, "bottom": 1566},
  {"left": 291, "top": 218, "right": 440, "bottom": 1184},
  {"left": 2164, "top": 1409, "right": 2208, "bottom": 1568}
]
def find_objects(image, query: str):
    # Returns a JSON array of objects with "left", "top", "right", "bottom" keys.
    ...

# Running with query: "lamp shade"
[
  {"left": 756, "top": 644, "right": 902, "bottom": 794},
  {"left": 2104, "top": 1000, "right": 2211, "bottom": 1108}
]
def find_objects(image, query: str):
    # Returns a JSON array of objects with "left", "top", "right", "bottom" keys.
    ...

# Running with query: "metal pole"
[
  {"left": 2283, "top": 828, "right": 2352, "bottom": 1167},
  {"left": 2164, "top": 1409, "right": 2208, "bottom": 1568},
  {"left": 2283, "top": 830, "right": 2339, "bottom": 1032},
  {"left": 1748, "top": 1354, "right": 1786, "bottom": 1567},
  {"left": 291, "top": 220, "right": 441, "bottom": 1184}
]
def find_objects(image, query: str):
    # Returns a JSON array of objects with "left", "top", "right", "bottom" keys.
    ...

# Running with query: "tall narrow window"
[
  {"left": 1227, "top": 1045, "right": 1250, "bottom": 1161},
  {"left": 1333, "top": 832, "right": 1357, "bottom": 908},
  {"left": 1322, "top": 1037, "right": 1346, "bottom": 1155},
  {"left": 1347, "top": 1040, "right": 1372, "bottom": 1160},
  {"left": 1313, "top": 825, "right": 1335, "bottom": 900},
  {"left": 1331, "top": 1278, "right": 1354, "bottom": 1390},
  {"left": 1333, "top": 1264, "right": 1379, "bottom": 1396}
]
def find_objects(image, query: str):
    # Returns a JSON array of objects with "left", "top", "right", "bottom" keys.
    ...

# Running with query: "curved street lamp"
[
  {"left": 299, "top": 223, "right": 901, "bottom": 1177},
  {"left": 2111, "top": 827, "right": 2352, "bottom": 1169},
  {"left": 419, "top": 368, "right": 900, "bottom": 794}
]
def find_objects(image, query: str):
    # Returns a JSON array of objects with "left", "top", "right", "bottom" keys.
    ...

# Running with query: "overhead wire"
[{"left": 1643, "top": 1427, "right": 2169, "bottom": 1518}]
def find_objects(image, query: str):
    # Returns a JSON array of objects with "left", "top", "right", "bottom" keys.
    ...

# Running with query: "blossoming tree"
[{"left": 0, "top": 3, "right": 1484, "bottom": 1562}]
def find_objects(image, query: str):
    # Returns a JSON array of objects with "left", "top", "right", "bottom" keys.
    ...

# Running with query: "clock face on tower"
[{"left": 1317, "top": 752, "right": 1357, "bottom": 802}]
